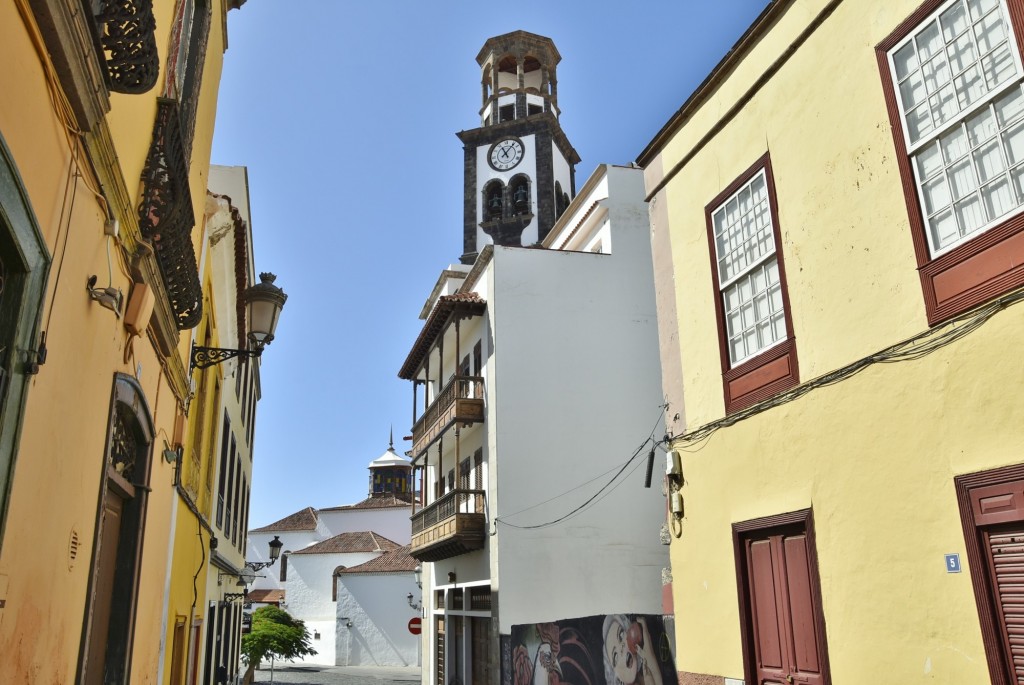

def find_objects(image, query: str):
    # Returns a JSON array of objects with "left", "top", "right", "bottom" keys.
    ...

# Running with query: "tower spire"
[{"left": 389, "top": 425, "right": 394, "bottom": 451}]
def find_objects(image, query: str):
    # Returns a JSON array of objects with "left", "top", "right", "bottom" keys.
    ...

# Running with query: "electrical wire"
[
  {"left": 494, "top": 406, "right": 666, "bottom": 531},
  {"left": 669, "top": 287, "right": 1024, "bottom": 449}
]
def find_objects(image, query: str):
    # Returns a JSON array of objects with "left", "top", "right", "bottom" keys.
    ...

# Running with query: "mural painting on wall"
[{"left": 503, "top": 614, "right": 675, "bottom": 685}]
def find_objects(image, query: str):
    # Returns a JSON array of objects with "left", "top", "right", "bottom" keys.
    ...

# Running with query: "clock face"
[{"left": 489, "top": 138, "right": 524, "bottom": 171}]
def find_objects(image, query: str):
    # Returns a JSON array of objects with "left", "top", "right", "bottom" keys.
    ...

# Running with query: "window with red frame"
[
  {"left": 705, "top": 154, "right": 799, "bottom": 414},
  {"left": 879, "top": 0, "right": 1024, "bottom": 324}
]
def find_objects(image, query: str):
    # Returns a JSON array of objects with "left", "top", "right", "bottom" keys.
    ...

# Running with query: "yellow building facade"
[
  {"left": 640, "top": 0, "right": 1024, "bottom": 683},
  {"left": 0, "top": 0, "right": 250, "bottom": 682}
]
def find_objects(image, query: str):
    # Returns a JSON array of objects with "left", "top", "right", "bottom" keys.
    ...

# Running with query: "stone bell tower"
[{"left": 457, "top": 31, "right": 580, "bottom": 264}]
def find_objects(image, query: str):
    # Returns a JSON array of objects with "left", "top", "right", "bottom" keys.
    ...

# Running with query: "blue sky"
[{"left": 211, "top": 1, "right": 771, "bottom": 529}]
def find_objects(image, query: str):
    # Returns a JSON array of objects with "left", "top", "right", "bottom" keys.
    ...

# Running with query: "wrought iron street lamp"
[
  {"left": 190, "top": 273, "right": 288, "bottom": 371},
  {"left": 244, "top": 535, "right": 284, "bottom": 573}
]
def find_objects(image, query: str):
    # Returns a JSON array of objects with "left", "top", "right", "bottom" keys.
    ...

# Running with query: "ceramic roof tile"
[
  {"left": 250, "top": 506, "right": 318, "bottom": 533},
  {"left": 291, "top": 531, "right": 401, "bottom": 555},
  {"left": 339, "top": 545, "right": 419, "bottom": 573},
  {"left": 320, "top": 494, "right": 414, "bottom": 511},
  {"left": 247, "top": 589, "right": 284, "bottom": 603}
]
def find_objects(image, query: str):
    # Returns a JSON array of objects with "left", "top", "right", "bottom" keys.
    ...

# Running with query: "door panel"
[
  {"left": 783, "top": 535, "right": 822, "bottom": 679},
  {"left": 739, "top": 515, "right": 829, "bottom": 685},
  {"left": 748, "top": 539, "right": 785, "bottom": 676},
  {"left": 84, "top": 489, "right": 124, "bottom": 685}
]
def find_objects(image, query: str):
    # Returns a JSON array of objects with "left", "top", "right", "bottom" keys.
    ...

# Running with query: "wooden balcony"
[
  {"left": 410, "top": 489, "right": 486, "bottom": 562},
  {"left": 411, "top": 375, "right": 484, "bottom": 457}
]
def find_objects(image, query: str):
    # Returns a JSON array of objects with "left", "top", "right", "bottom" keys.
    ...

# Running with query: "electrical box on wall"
[
  {"left": 123, "top": 282, "right": 155, "bottom": 336},
  {"left": 172, "top": 412, "right": 186, "bottom": 450},
  {"left": 666, "top": 449, "right": 682, "bottom": 477}
]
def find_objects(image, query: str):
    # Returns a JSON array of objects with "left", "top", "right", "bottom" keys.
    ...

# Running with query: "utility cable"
[
  {"left": 494, "top": 406, "right": 666, "bottom": 530},
  {"left": 669, "top": 287, "right": 1024, "bottom": 449}
]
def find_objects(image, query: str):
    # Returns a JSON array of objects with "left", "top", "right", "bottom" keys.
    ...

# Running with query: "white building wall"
[
  {"left": 552, "top": 144, "right": 573, "bottom": 200},
  {"left": 247, "top": 529, "right": 324, "bottom": 592},
  {"left": 318, "top": 508, "right": 412, "bottom": 544},
  {"left": 335, "top": 573, "right": 422, "bottom": 667},
  {"left": 284, "top": 551, "right": 379, "bottom": 665},
  {"left": 489, "top": 168, "right": 665, "bottom": 631}
]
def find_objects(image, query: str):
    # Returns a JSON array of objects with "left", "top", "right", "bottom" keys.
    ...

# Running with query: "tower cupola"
[
  {"left": 367, "top": 429, "right": 413, "bottom": 498},
  {"left": 477, "top": 31, "right": 561, "bottom": 127}
]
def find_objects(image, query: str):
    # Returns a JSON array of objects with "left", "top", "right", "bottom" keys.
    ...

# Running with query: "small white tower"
[{"left": 366, "top": 429, "right": 413, "bottom": 498}]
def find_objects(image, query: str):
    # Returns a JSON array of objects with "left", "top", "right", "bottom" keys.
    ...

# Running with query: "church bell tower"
[{"left": 458, "top": 31, "right": 581, "bottom": 264}]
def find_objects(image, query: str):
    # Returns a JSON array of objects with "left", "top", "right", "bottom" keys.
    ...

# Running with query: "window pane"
[
  {"left": 932, "top": 83, "right": 960, "bottom": 125},
  {"left": 907, "top": 104, "right": 935, "bottom": 142},
  {"left": 1004, "top": 120, "right": 1024, "bottom": 164},
  {"left": 968, "top": 107, "right": 998, "bottom": 144},
  {"left": 974, "top": 140, "right": 1005, "bottom": 181},
  {"left": 923, "top": 55, "right": 951, "bottom": 94},
  {"left": 941, "top": 2, "right": 970, "bottom": 41},
  {"left": 894, "top": 43, "right": 920, "bottom": 80},
  {"left": 942, "top": 124, "right": 970, "bottom": 161},
  {"left": 995, "top": 86, "right": 1024, "bottom": 125},
  {"left": 969, "top": 0, "right": 999, "bottom": 22},
  {"left": 917, "top": 142, "right": 945, "bottom": 179},
  {"left": 947, "top": 32, "right": 977, "bottom": 73},
  {"left": 982, "top": 176, "right": 1014, "bottom": 216},
  {"left": 954, "top": 64, "right": 985, "bottom": 108},
  {"left": 930, "top": 207, "right": 959, "bottom": 246},
  {"left": 955, "top": 194, "right": 986, "bottom": 232},
  {"left": 918, "top": 21, "right": 943, "bottom": 61},
  {"left": 922, "top": 175, "right": 952, "bottom": 214},
  {"left": 974, "top": 7, "right": 1007, "bottom": 54},
  {"left": 949, "top": 158, "right": 979, "bottom": 198},
  {"left": 982, "top": 43, "right": 1015, "bottom": 89}
]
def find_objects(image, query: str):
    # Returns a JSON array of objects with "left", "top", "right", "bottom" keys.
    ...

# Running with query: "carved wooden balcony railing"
[
  {"left": 410, "top": 489, "right": 486, "bottom": 562},
  {"left": 411, "top": 375, "right": 484, "bottom": 457}
]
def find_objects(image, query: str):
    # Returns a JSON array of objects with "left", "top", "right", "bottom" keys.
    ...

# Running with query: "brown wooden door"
[
  {"left": 84, "top": 488, "right": 124, "bottom": 685},
  {"left": 745, "top": 528, "right": 825, "bottom": 685}
]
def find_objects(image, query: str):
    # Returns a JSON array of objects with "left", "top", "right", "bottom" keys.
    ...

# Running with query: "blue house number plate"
[{"left": 945, "top": 553, "right": 961, "bottom": 573}]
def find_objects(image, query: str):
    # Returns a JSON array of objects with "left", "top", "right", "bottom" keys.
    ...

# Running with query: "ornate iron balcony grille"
[
  {"left": 95, "top": 0, "right": 159, "bottom": 94},
  {"left": 138, "top": 98, "right": 202, "bottom": 329}
]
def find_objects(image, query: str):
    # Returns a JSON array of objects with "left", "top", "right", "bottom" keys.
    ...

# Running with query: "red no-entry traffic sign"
[{"left": 408, "top": 617, "right": 422, "bottom": 635}]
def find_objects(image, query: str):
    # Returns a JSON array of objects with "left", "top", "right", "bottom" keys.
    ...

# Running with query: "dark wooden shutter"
[
  {"left": 986, "top": 526, "right": 1024, "bottom": 683},
  {"left": 747, "top": 538, "right": 787, "bottom": 683},
  {"left": 744, "top": 526, "right": 826, "bottom": 685}
]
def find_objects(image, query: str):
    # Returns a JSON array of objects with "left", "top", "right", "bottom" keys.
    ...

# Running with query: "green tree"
[{"left": 241, "top": 606, "right": 316, "bottom": 684}]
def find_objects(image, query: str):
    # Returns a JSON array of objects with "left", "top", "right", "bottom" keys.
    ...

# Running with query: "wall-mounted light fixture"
[
  {"left": 414, "top": 564, "right": 422, "bottom": 589},
  {"left": 447, "top": 571, "right": 456, "bottom": 584},
  {"left": 190, "top": 273, "right": 287, "bottom": 371},
  {"left": 86, "top": 275, "right": 123, "bottom": 316},
  {"left": 407, "top": 592, "right": 422, "bottom": 611},
  {"left": 244, "top": 535, "right": 284, "bottom": 572}
]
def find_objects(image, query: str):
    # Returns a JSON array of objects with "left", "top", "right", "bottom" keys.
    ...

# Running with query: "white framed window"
[
  {"left": 889, "top": 0, "right": 1024, "bottom": 256},
  {"left": 711, "top": 169, "right": 786, "bottom": 366}
]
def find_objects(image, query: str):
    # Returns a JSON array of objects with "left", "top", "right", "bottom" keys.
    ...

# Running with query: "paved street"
[{"left": 252, "top": 664, "right": 420, "bottom": 685}]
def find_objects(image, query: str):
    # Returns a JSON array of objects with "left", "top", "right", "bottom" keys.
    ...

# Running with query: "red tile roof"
[
  {"left": 250, "top": 507, "right": 318, "bottom": 533},
  {"left": 247, "top": 589, "right": 285, "bottom": 604},
  {"left": 339, "top": 545, "right": 419, "bottom": 573},
  {"left": 291, "top": 531, "right": 400, "bottom": 555},
  {"left": 321, "top": 494, "right": 414, "bottom": 511}
]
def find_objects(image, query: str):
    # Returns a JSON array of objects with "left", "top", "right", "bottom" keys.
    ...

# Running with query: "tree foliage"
[{"left": 241, "top": 606, "right": 316, "bottom": 667}]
